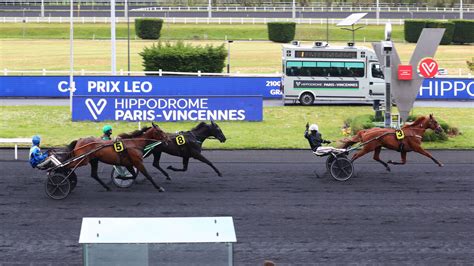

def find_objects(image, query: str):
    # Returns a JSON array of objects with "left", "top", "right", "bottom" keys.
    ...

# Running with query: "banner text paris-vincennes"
[{"left": 114, "top": 97, "right": 246, "bottom": 121}]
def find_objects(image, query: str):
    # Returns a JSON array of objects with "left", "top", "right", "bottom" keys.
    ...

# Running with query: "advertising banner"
[
  {"left": 1, "top": 76, "right": 472, "bottom": 100},
  {"left": 0, "top": 76, "right": 282, "bottom": 98},
  {"left": 418, "top": 78, "right": 474, "bottom": 100},
  {"left": 72, "top": 95, "right": 263, "bottom": 122}
]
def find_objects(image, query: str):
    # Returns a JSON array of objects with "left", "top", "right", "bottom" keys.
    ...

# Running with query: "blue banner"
[
  {"left": 418, "top": 78, "right": 474, "bottom": 100},
  {"left": 72, "top": 95, "right": 263, "bottom": 122},
  {"left": 0, "top": 76, "right": 282, "bottom": 99},
  {"left": 1, "top": 76, "right": 472, "bottom": 100}
]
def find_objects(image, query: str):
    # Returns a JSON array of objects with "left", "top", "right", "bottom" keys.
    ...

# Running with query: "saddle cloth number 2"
[{"left": 176, "top": 135, "right": 186, "bottom": 146}]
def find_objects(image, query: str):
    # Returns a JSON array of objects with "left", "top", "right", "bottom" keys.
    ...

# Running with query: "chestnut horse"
[
  {"left": 63, "top": 123, "right": 170, "bottom": 192},
  {"left": 340, "top": 114, "right": 444, "bottom": 171}
]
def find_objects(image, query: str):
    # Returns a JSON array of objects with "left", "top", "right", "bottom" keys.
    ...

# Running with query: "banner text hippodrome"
[{"left": 115, "top": 98, "right": 208, "bottom": 110}]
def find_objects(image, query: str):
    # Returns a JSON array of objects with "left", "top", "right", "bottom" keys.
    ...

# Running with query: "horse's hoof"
[
  {"left": 158, "top": 187, "right": 165, "bottom": 192},
  {"left": 106, "top": 187, "right": 111, "bottom": 191},
  {"left": 167, "top": 166, "right": 173, "bottom": 170},
  {"left": 217, "top": 173, "right": 222, "bottom": 177},
  {"left": 166, "top": 177, "right": 172, "bottom": 181},
  {"left": 386, "top": 167, "right": 391, "bottom": 172},
  {"left": 439, "top": 163, "right": 444, "bottom": 167},
  {"left": 387, "top": 160, "right": 393, "bottom": 164}
]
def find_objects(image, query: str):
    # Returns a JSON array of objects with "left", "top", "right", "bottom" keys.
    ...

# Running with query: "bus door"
[{"left": 368, "top": 62, "right": 385, "bottom": 98}]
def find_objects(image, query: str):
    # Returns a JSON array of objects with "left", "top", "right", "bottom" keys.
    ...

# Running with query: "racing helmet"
[
  {"left": 102, "top": 125, "right": 112, "bottom": 134},
  {"left": 32, "top": 135, "right": 41, "bottom": 145},
  {"left": 309, "top": 124, "right": 319, "bottom": 132}
]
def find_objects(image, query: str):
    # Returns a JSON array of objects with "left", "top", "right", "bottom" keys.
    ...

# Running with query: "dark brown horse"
[
  {"left": 340, "top": 114, "right": 444, "bottom": 171},
  {"left": 146, "top": 121, "right": 227, "bottom": 179},
  {"left": 63, "top": 123, "right": 170, "bottom": 191}
]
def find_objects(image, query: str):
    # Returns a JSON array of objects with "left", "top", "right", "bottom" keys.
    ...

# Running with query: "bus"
[{"left": 281, "top": 41, "right": 385, "bottom": 105}]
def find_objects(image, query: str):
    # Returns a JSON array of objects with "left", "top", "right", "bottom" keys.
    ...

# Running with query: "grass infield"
[
  {"left": 0, "top": 105, "right": 472, "bottom": 149},
  {"left": 1, "top": 40, "right": 472, "bottom": 74}
]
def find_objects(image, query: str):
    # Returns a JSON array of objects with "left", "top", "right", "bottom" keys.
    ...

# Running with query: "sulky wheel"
[
  {"left": 326, "top": 154, "right": 347, "bottom": 172},
  {"left": 110, "top": 166, "right": 135, "bottom": 188},
  {"left": 45, "top": 172, "right": 71, "bottom": 200},
  {"left": 330, "top": 157, "right": 354, "bottom": 181}
]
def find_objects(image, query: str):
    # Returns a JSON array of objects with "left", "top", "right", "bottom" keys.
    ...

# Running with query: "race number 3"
[
  {"left": 176, "top": 135, "right": 186, "bottom": 146},
  {"left": 395, "top": 130, "right": 405, "bottom": 140},
  {"left": 113, "top": 141, "right": 125, "bottom": 153}
]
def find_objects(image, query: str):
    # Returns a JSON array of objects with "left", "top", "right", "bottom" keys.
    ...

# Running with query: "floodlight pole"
[
  {"left": 41, "top": 0, "right": 44, "bottom": 17},
  {"left": 208, "top": 0, "right": 212, "bottom": 18},
  {"left": 382, "top": 23, "right": 392, "bottom": 128},
  {"left": 460, "top": 0, "right": 463, "bottom": 19},
  {"left": 111, "top": 0, "right": 116, "bottom": 75},
  {"left": 69, "top": 0, "right": 75, "bottom": 113},
  {"left": 292, "top": 0, "right": 296, "bottom": 19},
  {"left": 125, "top": 0, "right": 130, "bottom": 75},
  {"left": 376, "top": 0, "right": 380, "bottom": 25}
]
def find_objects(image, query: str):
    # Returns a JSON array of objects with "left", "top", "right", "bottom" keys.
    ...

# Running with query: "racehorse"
[
  {"left": 144, "top": 121, "right": 226, "bottom": 179},
  {"left": 339, "top": 114, "right": 444, "bottom": 171},
  {"left": 60, "top": 123, "right": 170, "bottom": 191}
]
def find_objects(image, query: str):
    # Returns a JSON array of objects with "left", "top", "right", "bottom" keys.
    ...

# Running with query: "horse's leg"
[
  {"left": 131, "top": 158, "right": 165, "bottom": 192},
  {"left": 125, "top": 165, "right": 137, "bottom": 179},
  {"left": 412, "top": 145, "right": 444, "bottom": 167},
  {"left": 373, "top": 146, "right": 391, "bottom": 172},
  {"left": 90, "top": 159, "right": 111, "bottom": 191},
  {"left": 351, "top": 145, "right": 373, "bottom": 162},
  {"left": 190, "top": 152, "right": 222, "bottom": 177},
  {"left": 387, "top": 151, "right": 407, "bottom": 165},
  {"left": 152, "top": 152, "right": 171, "bottom": 180},
  {"left": 167, "top": 157, "right": 189, "bottom": 172}
]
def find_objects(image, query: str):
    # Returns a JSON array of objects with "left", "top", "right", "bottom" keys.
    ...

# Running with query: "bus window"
[
  {"left": 345, "top": 62, "right": 365, "bottom": 77},
  {"left": 371, "top": 63, "right": 384, "bottom": 79},
  {"left": 286, "top": 61, "right": 302, "bottom": 76}
]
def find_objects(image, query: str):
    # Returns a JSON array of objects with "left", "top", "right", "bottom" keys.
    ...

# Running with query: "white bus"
[{"left": 281, "top": 41, "right": 385, "bottom": 105}]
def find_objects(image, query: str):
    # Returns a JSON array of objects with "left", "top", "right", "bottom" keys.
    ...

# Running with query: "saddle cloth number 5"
[
  {"left": 113, "top": 141, "right": 125, "bottom": 153},
  {"left": 176, "top": 135, "right": 186, "bottom": 146},
  {"left": 395, "top": 130, "right": 405, "bottom": 140}
]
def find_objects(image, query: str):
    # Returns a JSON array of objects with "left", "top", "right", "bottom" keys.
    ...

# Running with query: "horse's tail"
[
  {"left": 53, "top": 140, "right": 78, "bottom": 162},
  {"left": 339, "top": 130, "right": 365, "bottom": 149}
]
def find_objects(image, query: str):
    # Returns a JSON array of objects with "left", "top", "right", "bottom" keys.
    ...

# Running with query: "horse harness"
[{"left": 394, "top": 129, "right": 422, "bottom": 152}]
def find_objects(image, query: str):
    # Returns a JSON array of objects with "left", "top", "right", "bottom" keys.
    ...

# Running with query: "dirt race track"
[{"left": 0, "top": 149, "right": 473, "bottom": 265}]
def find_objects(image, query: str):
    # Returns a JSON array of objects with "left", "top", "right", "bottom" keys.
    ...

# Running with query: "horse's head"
[
  {"left": 427, "top": 114, "right": 443, "bottom": 134},
  {"left": 150, "top": 122, "right": 171, "bottom": 143},
  {"left": 209, "top": 121, "right": 226, "bottom": 143}
]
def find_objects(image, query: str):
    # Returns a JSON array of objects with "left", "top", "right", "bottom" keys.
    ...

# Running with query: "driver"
[
  {"left": 304, "top": 123, "right": 331, "bottom": 152},
  {"left": 101, "top": 125, "right": 113, "bottom": 141},
  {"left": 29, "top": 135, "right": 52, "bottom": 169}
]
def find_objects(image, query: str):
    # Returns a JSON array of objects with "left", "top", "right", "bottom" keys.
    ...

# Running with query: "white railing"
[
  {"left": 0, "top": 5, "right": 472, "bottom": 13},
  {"left": 132, "top": 6, "right": 471, "bottom": 13},
  {"left": 1, "top": 69, "right": 282, "bottom": 77},
  {"left": 0, "top": 16, "right": 408, "bottom": 25},
  {"left": 2, "top": 69, "right": 472, "bottom": 78}
]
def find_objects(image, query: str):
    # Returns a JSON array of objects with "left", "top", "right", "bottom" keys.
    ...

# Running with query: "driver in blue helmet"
[
  {"left": 29, "top": 135, "right": 51, "bottom": 168},
  {"left": 101, "top": 125, "right": 113, "bottom": 141},
  {"left": 305, "top": 123, "right": 331, "bottom": 152}
]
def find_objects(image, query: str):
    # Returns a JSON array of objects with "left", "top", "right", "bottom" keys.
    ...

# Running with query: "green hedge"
[
  {"left": 139, "top": 41, "right": 227, "bottom": 74},
  {"left": 425, "top": 21, "right": 455, "bottom": 45},
  {"left": 451, "top": 20, "right": 474, "bottom": 44},
  {"left": 404, "top": 19, "right": 427, "bottom": 43},
  {"left": 135, "top": 18, "right": 164, "bottom": 40},
  {"left": 267, "top": 22, "right": 296, "bottom": 43}
]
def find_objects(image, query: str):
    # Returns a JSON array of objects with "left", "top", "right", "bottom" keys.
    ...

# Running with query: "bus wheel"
[{"left": 300, "top": 92, "right": 314, "bottom": 106}]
